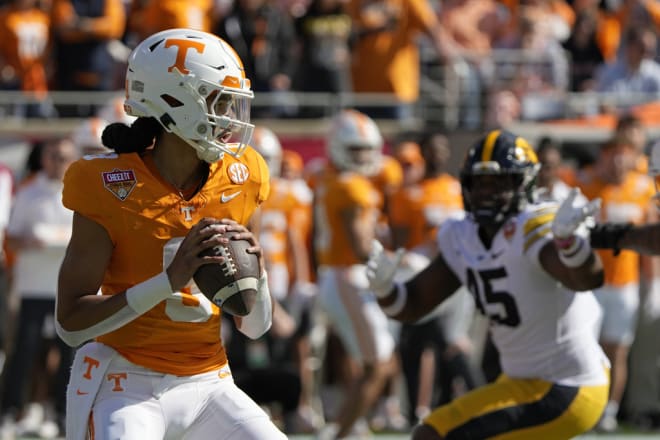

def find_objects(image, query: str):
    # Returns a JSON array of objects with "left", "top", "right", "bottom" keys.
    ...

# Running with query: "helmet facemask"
[
  {"left": 461, "top": 163, "right": 539, "bottom": 229},
  {"left": 460, "top": 129, "right": 540, "bottom": 229},
  {"left": 195, "top": 84, "right": 253, "bottom": 162}
]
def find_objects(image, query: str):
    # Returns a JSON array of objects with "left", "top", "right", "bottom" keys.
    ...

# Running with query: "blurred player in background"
[
  {"left": 389, "top": 133, "right": 478, "bottom": 426},
  {"left": 314, "top": 109, "right": 399, "bottom": 439},
  {"left": 71, "top": 117, "right": 112, "bottom": 156},
  {"left": 249, "top": 125, "right": 321, "bottom": 432},
  {"left": 575, "top": 135, "right": 656, "bottom": 432},
  {"left": 590, "top": 138, "right": 660, "bottom": 430}
]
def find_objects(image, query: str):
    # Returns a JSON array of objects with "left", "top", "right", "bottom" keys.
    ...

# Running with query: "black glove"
[{"left": 589, "top": 223, "right": 633, "bottom": 256}]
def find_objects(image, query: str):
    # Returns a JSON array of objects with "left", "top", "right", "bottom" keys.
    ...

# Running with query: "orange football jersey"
[
  {"left": 314, "top": 168, "right": 382, "bottom": 266},
  {"left": 371, "top": 155, "right": 403, "bottom": 197},
  {"left": 0, "top": 7, "right": 50, "bottom": 93},
  {"left": 62, "top": 149, "right": 269, "bottom": 376},
  {"left": 578, "top": 170, "right": 654, "bottom": 287},
  {"left": 389, "top": 173, "right": 463, "bottom": 248},
  {"left": 259, "top": 177, "right": 311, "bottom": 267}
]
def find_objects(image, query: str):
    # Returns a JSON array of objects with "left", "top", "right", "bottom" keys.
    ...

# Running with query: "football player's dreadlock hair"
[{"left": 102, "top": 117, "right": 162, "bottom": 154}]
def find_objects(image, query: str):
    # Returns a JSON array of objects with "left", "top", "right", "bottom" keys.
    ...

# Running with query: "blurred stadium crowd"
[
  {"left": 0, "top": 0, "right": 659, "bottom": 125},
  {"left": 1, "top": 0, "right": 660, "bottom": 439}
]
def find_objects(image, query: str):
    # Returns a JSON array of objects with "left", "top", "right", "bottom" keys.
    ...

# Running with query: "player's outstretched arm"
[
  {"left": 544, "top": 189, "right": 604, "bottom": 291},
  {"left": 366, "top": 240, "right": 461, "bottom": 323},
  {"left": 589, "top": 222, "right": 660, "bottom": 255}
]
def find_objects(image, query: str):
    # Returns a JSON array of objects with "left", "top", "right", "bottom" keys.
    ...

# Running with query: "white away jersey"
[{"left": 437, "top": 202, "right": 609, "bottom": 386}]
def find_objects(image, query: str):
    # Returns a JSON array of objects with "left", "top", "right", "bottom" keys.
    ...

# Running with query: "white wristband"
[
  {"left": 237, "top": 272, "right": 273, "bottom": 339},
  {"left": 558, "top": 236, "right": 592, "bottom": 268},
  {"left": 125, "top": 272, "right": 173, "bottom": 315},
  {"left": 381, "top": 282, "right": 408, "bottom": 316}
]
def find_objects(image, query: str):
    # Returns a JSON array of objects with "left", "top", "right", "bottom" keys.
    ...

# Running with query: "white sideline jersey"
[{"left": 437, "top": 202, "right": 609, "bottom": 387}]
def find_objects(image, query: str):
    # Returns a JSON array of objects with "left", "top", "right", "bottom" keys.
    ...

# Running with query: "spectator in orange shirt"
[
  {"left": 126, "top": 0, "right": 217, "bottom": 43},
  {"left": 50, "top": 0, "right": 126, "bottom": 116},
  {"left": 346, "top": 0, "right": 453, "bottom": 121},
  {"left": 0, "top": 0, "right": 54, "bottom": 118}
]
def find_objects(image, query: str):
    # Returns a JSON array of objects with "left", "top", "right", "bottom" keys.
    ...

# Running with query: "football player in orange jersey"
[
  {"left": 281, "top": 149, "right": 305, "bottom": 180},
  {"left": 589, "top": 137, "right": 660, "bottom": 430},
  {"left": 55, "top": 29, "right": 286, "bottom": 440},
  {"left": 314, "top": 109, "right": 400, "bottom": 439},
  {"left": 591, "top": 138, "right": 660, "bottom": 254},
  {"left": 575, "top": 135, "right": 656, "bottom": 433},
  {"left": 249, "top": 126, "right": 321, "bottom": 431},
  {"left": 304, "top": 136, "right": 402, "bottom": 251},
  {"left": 70, "top": 117, "right": 112, "bottom": 156}
]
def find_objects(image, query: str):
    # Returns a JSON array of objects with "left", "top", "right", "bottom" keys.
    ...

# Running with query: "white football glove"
[
  {"left": 551, "top": 188, "right": 601, "bottom": 240},
  {"left": 366, "top": 240, "right": 405, "bottom": 299}
]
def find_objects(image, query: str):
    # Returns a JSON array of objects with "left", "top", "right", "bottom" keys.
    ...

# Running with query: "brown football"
[{"left": 193, "top": 231, "right": 261, "bottom": 316}]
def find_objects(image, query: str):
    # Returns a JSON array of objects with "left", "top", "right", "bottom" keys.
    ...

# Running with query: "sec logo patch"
[{"left": 228, "top": 163, "right": 249, "bottom": 184}]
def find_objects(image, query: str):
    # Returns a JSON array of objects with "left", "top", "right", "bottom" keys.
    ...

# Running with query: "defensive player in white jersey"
[{"left": 367, "top": 129, "right": 610, "bottom": 439}]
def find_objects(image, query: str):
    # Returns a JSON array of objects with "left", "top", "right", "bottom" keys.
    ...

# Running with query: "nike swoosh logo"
[
  {"left": 221, "top": 191, "right": 242, "bottom": 203},
  {"left": 76, "top": 389, "right": 89, "bottom": 395}
]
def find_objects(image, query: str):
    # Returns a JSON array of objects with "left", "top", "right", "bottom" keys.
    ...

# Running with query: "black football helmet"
[{"left": 460, "top": 130, "right": 540, "bottom": 228}]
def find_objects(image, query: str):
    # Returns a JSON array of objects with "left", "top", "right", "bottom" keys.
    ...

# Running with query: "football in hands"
[{"left": 193, "top": 231, "right": 261, "bottom": 316}]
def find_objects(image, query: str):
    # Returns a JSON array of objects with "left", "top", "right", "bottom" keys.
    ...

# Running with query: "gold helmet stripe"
[{"left": 481, "top": 129, "right": 501, "bottom": 162}]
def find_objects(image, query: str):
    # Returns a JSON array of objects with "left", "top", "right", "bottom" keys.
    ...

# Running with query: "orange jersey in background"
[
  {"left": 0, "top": 7, "right": 50, "bottom": 93},
  {"left": 371, "top": 155, "right": 403, "bottom": 198},
  {"left": 578, "top": 171, "right": 654, "bottom": 287},
  {"left": 62, "top": 149, "right": 269, "bottom": 376},
  {"left": 129, "top": 0, "right": 214, "bottom": 40},
  {"left": 389, "top": 173, "right": 463, "bottom": 248},
  {"left": 259, "top": 177, "right": 312, "bottom": 269},
  {"left": 313, "top": 168, "right": 382, "bottom": 267},
  {"left": 347, "top": 0, "right": 439, "bottom": 102},
  {"left": 51, "top": 0, "right": 125, "bottom": 42}
]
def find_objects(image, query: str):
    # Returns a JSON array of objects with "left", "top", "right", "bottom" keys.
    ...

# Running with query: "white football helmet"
[
  {"left": 327, "top": 109, "right": 383, "bottom": 175},
  {"left": 251, "top": 126, "right": 282, "bottom": 177},
  {"left": 71, "top": 117, "right": 111, "bottom": 155},
  {"left": 124, "top": 28, "right": 254, "bottom": 163}
]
